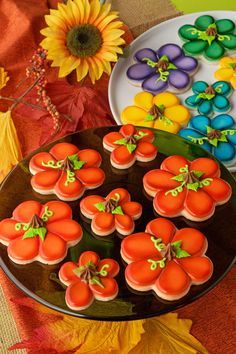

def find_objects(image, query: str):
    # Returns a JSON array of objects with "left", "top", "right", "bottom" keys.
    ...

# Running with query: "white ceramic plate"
[{"left": 108, "top": 11, "right": 236, "bottom": 172}]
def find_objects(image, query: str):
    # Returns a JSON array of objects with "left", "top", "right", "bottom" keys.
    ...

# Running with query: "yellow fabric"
[
  {"left": 0, "top": 67, "right": 9, "bottom": 90},
  {"left": 0, "top": 110, "right": 22, "bottom": 182}
]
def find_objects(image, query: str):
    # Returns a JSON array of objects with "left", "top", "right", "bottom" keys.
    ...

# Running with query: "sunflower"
[{"left": 40, "top": 0, "right": 125, "bottom": 83}]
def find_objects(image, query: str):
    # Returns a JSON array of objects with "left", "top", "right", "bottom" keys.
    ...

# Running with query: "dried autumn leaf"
[
  {"left": 0, "top": 67, "right": 10, "bottom": 90},
  {"left": 129, "top": 313, "right": 209, "bottom": 354}
]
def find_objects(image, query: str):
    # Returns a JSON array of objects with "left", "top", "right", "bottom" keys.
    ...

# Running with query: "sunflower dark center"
[{"left": 66, "top": 24, "right": 103, "bottom": 58}]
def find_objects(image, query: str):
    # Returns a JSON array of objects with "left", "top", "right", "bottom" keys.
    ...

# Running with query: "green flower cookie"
[{"left": 178, "top": 15, "right": 236, "bottom": 61}]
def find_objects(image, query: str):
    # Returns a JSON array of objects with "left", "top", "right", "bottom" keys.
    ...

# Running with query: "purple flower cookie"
[{"left": 126, "top": 43, "right": 198, "bottom": 94}]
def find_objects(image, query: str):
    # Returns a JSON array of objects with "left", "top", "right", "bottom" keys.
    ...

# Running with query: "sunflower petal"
[{"left": 76, "top": 59, "right": 89, "bottom": 81}]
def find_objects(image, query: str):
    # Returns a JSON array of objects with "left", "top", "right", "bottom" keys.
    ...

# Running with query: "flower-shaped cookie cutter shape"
[
  {"left": 179, "top": 114, "right": 236, "bottom": 166},
  {"left": 0, "top": 200, "right": 83, "bottom": 265},
  {"left": 29, "top": 142, "right": 105, "bottom": 201},
  {"left": 103, "top": 124, "right": 157, "bottom": 169},
  {"left": 126, "top": 43, "right": 198, "bottom": 94},
  {"left": 178, "top": 15, "right": 236, "bottom": 61},
  {"left": 121, "top": 218, "right": 213, "bottom": 301},
  {"left": 215, "top": 56, "right": 236, "bottom": 89},
  {"left": 143, "top": 155, "right": 232, "bottom": 222},
  {"left": 121, "top": 92, "right": 191, "bottom": 134},
  {"left": 59, "top": 251, "right": 120, "bottom": 310},
  {"left": 80, "top": 188, "right": 142, "bottom": 236},
  {"left": 185, "top": 80, "right": 232, "bottom": 116}
]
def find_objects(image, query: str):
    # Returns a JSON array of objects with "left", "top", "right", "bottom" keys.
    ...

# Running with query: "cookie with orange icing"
[
  {"left": 103, "top": 124, "right": 157, "bottom": 169},
  {"left": 0, "top": 200, "right": 83, "bottom": 265},
  {"left": 215, "top": 56, "right": 236, "bottom": 89},
  {"left": 59, "top": 251, "right": 120, "bottom": 310},
  {"left": 80, "top": 188, "right": 142, "bottom": 236},
  {"left": 121, "top": 92, "right": 190, "bottom": 134},
  {"left": 143, "top": 155, "right": 232, "bottom": 221},
  {"left": 29, "top": 142, "right": 105, "bottom": 201},
  {"left": 121, "top": 218, "right": 213, "bottom": 301}
]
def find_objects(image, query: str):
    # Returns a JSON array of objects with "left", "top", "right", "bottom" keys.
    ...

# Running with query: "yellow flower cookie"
[
  {"left": 121, "top": 92, "right": 191, "bottom": 134},
  {"left": 215, "top": 57, "right": 236, "bottom": 89}
]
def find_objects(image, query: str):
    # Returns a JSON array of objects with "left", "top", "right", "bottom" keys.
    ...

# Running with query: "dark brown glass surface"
[{"left": 0, "top": 127, "right": 236, "bottom": 320}]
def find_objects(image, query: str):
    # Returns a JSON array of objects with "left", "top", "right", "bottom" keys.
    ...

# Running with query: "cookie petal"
[
  {"left": 189, "top": 115, "right": 211, "bottom": 134},
  {"left": 121, "top": 232, "right": 162, "bottom": 263},
  {"left": 220, "top": 34, "right": 236, "bottom": 50},
  {"left": 153, "top": 190, "right": 186, "bottom": 217},
  {"left": 215, "top": 19, "right": 235, "bottom": 34},
  {"left": 172, "top": 228, "right": 207, "bottom": 256},
  {"left": 79, "top": 251, "right": 100, "bottom": 267},
  {"left": 97, "top": 259, "right": 120, "bottom": 278},
  {"left": 127, "top": 63, "right": 156, "bottom": 81},
  {"left": 213, "top": 142, "right": 236, "bottom": 162},
  {"left": 198, "top": 100, "right": 213, "bottom": 116},
  {"left": 168, "top": 70, "right": 190, "bottom": 91},
  {"left": 76, "top": 167, "right": 105, "bottom": 188},
  {"left": 54, "top": 171, "right": 85, "bottom": 200},
  {"left": 125, "top": 258, "right": 163, "bottom": 289},
  {"left": 13, "top": 200, "right": 42, "bottom": 223},
  {"left": 145, "top": 218, "right": 176, "bottom": 245},
  {"left": 142, "top": 74, "right": 168, "bottom": 94},
  {"left": 66, "top": 280, "right": 94, "bottom": 310},
  {"left": 183, "top": 40, "right": 207, "bottom": 56},
  {"left": 195, "top": 15, "right": 215, "bottom": 30},
  {"left": 110, "top": 145, "right": 136, "bottom": 168},
  {"left": 172, "top": 55, "right": 198, "bottom": 73},
  {"left": 204, "top": 41, "right": 224, "bottom": 61},
  {"left": 77, "top": 149, "right": 102, "bottom": 168},
  {"left": 121, "top": 201, "right": 142, "bottom": 219},
  {"left": 89, "top": 277, "right": 118, "bottom": 301},
  {"left": 41, "top": 201, "right": 72, "bottom": 223},
  {"left": 143, "top": 169, "right": 179, "bottom": 197},
  {"left": 29, "top": 152, "right": 57, "bottom": 174},
  {"left": 0, "top": 219, "right": 25, "bottom": 244},
  {"left": 107, "top": 188, "right": 131, "bottom": 205},
  {"left": 157, "top": 43, "right": 183, "bottom": 61},
  {"left": 80, "top": 195, "right": 105, "bottom": 218},
  {"left": 31, "top": 170, "right": 61, "bottom": 193},
  {"left": 115, "top": 214, "right": 134, "bottom": 235},
  {"left": 47, "top": 220, "right": 82, "bottom": 244},
  {"left": 178, "top": 25, "right": 199, "bottom": 40},
  {"left": 92, "top": 212, "right": 115, "bottom": 236},
  {"left": 161, "top": 155, "right": 190, "bottom": 175},
  {"left": 155, "top": 260, "right": 191, "bottom": 300},
  {"left": 152, "top": 92, "right": 179, "bottom": 108},
  {"left": 103, "top": 132, "right": 124, "bottom": 151},
  {"left": 39, "top": 232, "right": 67, "bottom": 263},
  {"left": 59, "top": 261, "right": 78, "bottom": 285},
  {"left": 134, "top": 91, "right": 154, "bottom": 111},
  {"left": 164, "top": 105, "right": 190, "bottom": 125},
  {"left": 135, "top": 141, "right": 157, "bottom": 161},
  {"left": 184, "top": 189, "right": 215, "bottom": 220},
  {"left": 177, "top": 256, "right": 213, "bottom": 284},
  {"left": 201, "top": 177, "right": 232, "bottom": 203},
  {"left": 121, "top": 106, "right": 149, "bottom": 126},
  {"left": 8, "top": 236, "right": 39, "bottom": 264},
  {"left": 190, "top": 157, "right": 220, "bottom": 178},
  {"left": 134, "top": 48, "right": 157, "bottom": 63},
  {"left": 212, "top": 95, "right": 230, "bottom": 112},
  {"left": 50, "top": 143, "right": 79, "bottom": 160},
  {"left": 211, "top": 113, "right": 234, "bottom": 130}
]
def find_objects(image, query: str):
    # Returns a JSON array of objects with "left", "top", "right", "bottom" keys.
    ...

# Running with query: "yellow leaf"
[
  {"left": 129, "top": 313, "right": 209, "bottom": 354},
  {"left": 0, "top": 111, "right": 22, "bottom": 182},
  {"left": 0, "top": 67, "right": 10, "bottom": 90}
]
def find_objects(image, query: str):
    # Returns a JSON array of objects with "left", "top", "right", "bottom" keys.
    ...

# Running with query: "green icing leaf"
[
  {"left": 192, "top": 170, "right": 204, "bottom": 178},
  {"left": 187, "top": 182, "right": 200, "bottom": 192},
  {"left": 172, "top": 174, "right": 184, "bottom": 182},
  {"left": 114, "top": 138, "right": 127, "bottom": 145},
  {"left": 167, "top": 62, "right": 177, "bottom": 70},
  {"left": 90, "top": 276, "right": 104, "bottom": 288},
  {"left": 68, "top": 154, "right": 85, "bottom": 170},
  {"left": 134, "top": 131, "right": 148, "bottom": 140},
  {"left": 197, "top": 92, "right": 215, "bottom": 100},
  {"left": 111, "top": 206, "right": 124, "bottom": 215},
  {"left": 175, "top": 249, "right": 191, "bottom": 259},
  {"left": 145, "top": 114, "right": 155, "bottom": 121},
  {"left": 218, "top": 134, "right": 228, "bottom": 143},
  {"left": 94, "top": 202, "right": 105, "bottom": 212},
  {"left": 208, "top": 137, "right": 218, "bottom": 147},
  {"left": 23, "top": 227, "right": 47, "bottom": 241},
  {"left": 126, "top": 143, "right": 137, "bottom": 154},
  {"left": 160, "top": 55, "right": 169, "bottom": 62},
  {"left": 171, "top": 240, "right": 182, "bottom": 248}
]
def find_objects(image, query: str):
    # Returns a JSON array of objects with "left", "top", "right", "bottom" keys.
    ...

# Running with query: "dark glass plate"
[{"left": 0, "top": 127, "right": 236, "bottom": 321}]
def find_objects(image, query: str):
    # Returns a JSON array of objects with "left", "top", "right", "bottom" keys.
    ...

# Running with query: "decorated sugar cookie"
[
  {"left": 126, "top": 43, "right": 198, "bottom": 93},
  {"left": 103, "top": 124, "right": 157, "bottom": 169},
  {"left": 121, "top": 218, "right": 213, "bottom": 301},
  {"left": 29, "top": 142, "right": 105, "bottom": 201},
  {"left": 121, "top": 92, "right": 190, "bottom": 134},
  {"left": 0, "top": 200, "right": 83, "bottom": 265},
  {"left": 185, "top": 81, "right": 232, "bottom": 116},
  {"left": 59, "top": 251, "right": 120, "bottom": 310},
  {"left": 143, "top": 155, "right": 232, "bottom": 222},
  {"left": 179, "top": 114, "right": 236, "bottom": 165},
  {"left": 215, "top": 56, "right": 236, "bottom": 89},
  {"left": 178, "top": 15, "right": 236, "bottom": 61},
  {"left": 80, "top": 188, "right": 142, "bottom": 236}
]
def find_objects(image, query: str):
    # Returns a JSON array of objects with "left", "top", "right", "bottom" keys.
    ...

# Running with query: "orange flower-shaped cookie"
[
  {"left": 0, "top": 200, "right": 83, "bottom": 265},
  {"left": 121, "top": 92, "right": 191, "bottom": 133},
  {"left": 215, "top": 56, "right": 236, "bottom": 89},
  {"left": 59, "top": 251, "right": 120, "bottom": 310},
  {"left": 121, "top": 218, "right": 213, "bottom": 300},
  {"left": 29, "top": 142, "right": 105, "bottom": 201},
  {"left": 80, "top": 188, "right": 142, "bottom": 236},
  {"left": 143, "top": 155, "right": 232, "bottom": 221},
  {"left": 103, "top": 124, "right": 157, "bottom": 169}
]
